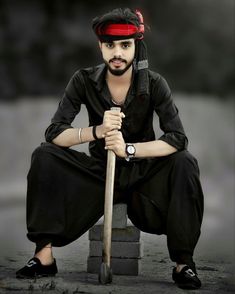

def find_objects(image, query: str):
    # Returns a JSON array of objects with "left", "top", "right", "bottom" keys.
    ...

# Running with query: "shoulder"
[
  {"left": 148, "top": 69, "right": 161, "bottom": 82},
  {"left": 64, "top": 66, "right": 100, "bottom": 96},
  {"left": 148, "top": 69, "right": 170, "bottom": 89},
  {"left": 72, "top": 64, "right": 105, "bottom": 82},
  {"left": 147, "top": 69, "right": 172, "bottom": 105}
]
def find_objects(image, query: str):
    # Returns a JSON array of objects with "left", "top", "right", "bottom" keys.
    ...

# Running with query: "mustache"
[{"left": 109, "top": 58, "right": 127, "bottom": 63}]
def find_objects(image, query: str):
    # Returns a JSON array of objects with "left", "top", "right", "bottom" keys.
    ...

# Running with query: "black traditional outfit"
[{"left": 26, "top": 8, "right": 204, "bottom": 271}]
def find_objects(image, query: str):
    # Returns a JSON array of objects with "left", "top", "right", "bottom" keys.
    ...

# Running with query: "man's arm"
[
  {"left": 45, "top": 71, "right": 84, "bottom": 144},
  {"left": 52, "top": 110, "right": 125, "bottom": 147},
  {"left": 45, "top": 68, "right": 124, "bottom": 147},
  {"left": 104, "top": 130, "right": 177, "bottom": 158},
  {"left": 134, "top": 140, "right": 177, "bottom": 157},
  {"left": 152, "top": 75, "right": 188, "bottom": 151},
  {"left": 52, "top": 127, "right": 95, "bottom": 147},
  {"left": 104, "top": 75, "right": 187, "bottom": 158}
]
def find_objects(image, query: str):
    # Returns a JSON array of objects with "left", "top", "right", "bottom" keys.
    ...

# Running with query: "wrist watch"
[{"left": 125, "top": 143, "right": 136, "bottom": 161}]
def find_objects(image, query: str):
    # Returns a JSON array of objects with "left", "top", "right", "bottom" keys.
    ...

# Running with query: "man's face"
[{"left": 99, "top": 38, "right": 135, "bottom": 76}]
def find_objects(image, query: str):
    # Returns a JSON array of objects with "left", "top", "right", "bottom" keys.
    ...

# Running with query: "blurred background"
[
  {"left": 0, "top": 0, "right": 234, "bottom": 276},
  {"left": 0, "top": 0, "right": 234, "bottom": 99}
]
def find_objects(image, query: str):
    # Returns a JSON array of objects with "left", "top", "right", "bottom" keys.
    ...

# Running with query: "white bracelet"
[{"left": 78, "top": 128, "right": 82, "bottom": 143}]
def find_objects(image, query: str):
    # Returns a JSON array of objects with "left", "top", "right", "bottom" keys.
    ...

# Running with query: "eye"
[
  {"left": 122, "top": 43, "right": 131, "bottom": 49},
  {"left": 105, "top": 43, "right": 114, "bottom": 49}
]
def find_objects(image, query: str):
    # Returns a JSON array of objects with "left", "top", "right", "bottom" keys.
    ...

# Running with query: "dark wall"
[{"left": 0, "top": 0, "right": 234, "bottom": 100}]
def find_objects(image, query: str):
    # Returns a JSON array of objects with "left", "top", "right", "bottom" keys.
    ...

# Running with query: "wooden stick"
[{"left": 102, "top": 107, "right": 121, "bottom": 266}]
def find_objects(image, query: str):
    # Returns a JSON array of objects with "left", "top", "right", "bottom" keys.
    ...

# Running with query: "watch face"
[{"left": 127, "top": 145, "right": 135, "bottom": 155}]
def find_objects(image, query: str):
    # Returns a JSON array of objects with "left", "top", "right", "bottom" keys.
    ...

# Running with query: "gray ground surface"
[{"left": 0, "top": 95, "right": 234, "bottom": 293}]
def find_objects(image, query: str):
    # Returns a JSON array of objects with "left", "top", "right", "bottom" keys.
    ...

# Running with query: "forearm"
[
  {"left": 52, "top": 127, "right": 94, "bottom": 147},
  {"left": 51, "top": 124, "right": 105, "bottom": 147},
  {"left": 52, "top": 110, "right": 124, "bottom": 147},
  {"left": 134, "top": 140, "right": 177, "bottom": 158}
]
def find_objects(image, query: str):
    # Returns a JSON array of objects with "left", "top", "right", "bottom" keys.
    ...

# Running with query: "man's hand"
[
  {"left": 96, "top": 110, "right": 125, "bottom": 138},
  {"left": 104, "top": 130, "right": 126, "bottom": 158}
]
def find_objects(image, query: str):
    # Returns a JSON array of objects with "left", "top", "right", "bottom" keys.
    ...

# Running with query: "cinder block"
[
  {"left": 89, "top": 224, "right": 140, "bottom": 242},
  {"left": 89, "top": 240, "right": 143, "bottom": 258},
  {"left": 112, "top": 204, "right": 127, "bottom": 228},
  {"left": 87, "top": 256, "right": 141, "bottom": 275},
  {"left": 87, "top": 204, "right": 143, "bottom": 276}
]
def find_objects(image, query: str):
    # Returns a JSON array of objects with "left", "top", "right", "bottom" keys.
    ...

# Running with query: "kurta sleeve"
[
  {"left": 45, "top": 71, "right": 85, "bottom": 142},
  {"left": 151, "top": 75, "right": 188, "bottom": 150}
]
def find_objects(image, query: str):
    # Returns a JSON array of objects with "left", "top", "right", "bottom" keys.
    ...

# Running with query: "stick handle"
[{"left": 102, "top": 107, "right": 121, "bottom": 266}]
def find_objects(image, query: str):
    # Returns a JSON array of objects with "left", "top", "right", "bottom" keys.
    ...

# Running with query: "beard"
[{"left": 104, "top": 58, "right": 134, "bottom": 76}]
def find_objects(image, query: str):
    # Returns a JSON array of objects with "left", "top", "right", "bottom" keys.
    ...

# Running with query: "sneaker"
[
  {"left": 172, "top": 265, "right": 201, "bottom": 289},
  {"left": 16, "top": 257, "right": 58, "bottom": 279}
]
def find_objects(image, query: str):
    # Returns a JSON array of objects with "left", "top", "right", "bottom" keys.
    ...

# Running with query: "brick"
[
  {"left": 112, "top": 204, "right": 127, "bottom": 228},
  {"left": 87, "top": 256, "right": 141, "bottom": 275},
  {"left": 89, "top": 224, "right": 140, "bottom": 242},
  {"left": 89, "top": 240, "right": 143, "bottom": 258},
  {"left": 91, "top": 204, "right": 128, "bottom": 229}
]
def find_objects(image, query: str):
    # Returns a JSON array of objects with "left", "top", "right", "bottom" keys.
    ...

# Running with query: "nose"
[{"left": 113, "top": 46, "right": 122, "bottom": 58}]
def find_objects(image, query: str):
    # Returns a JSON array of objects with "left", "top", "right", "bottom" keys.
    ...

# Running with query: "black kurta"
[
  {"left": 45, "top": 63, "right": 188, "bottom": 158},
  {"left": 26, "top": 64, "right": 203, "bottom": 268}
]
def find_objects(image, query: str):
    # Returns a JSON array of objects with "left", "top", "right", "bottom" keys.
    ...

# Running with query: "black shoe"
[
  {"left": 16, "top": 257, "right": 58, "bottom": 279},
  {"left": 172, "top": 265, "right": 201, "bottom": 290}
]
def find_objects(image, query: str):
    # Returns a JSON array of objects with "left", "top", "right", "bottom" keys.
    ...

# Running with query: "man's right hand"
[{"left": 96, "top": 110, "right": 125, "bottom": 139}]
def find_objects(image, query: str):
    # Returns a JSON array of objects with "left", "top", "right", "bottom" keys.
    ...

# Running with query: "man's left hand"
[{"left": 104, "top": 130, "right": 126, "bottom": 158}]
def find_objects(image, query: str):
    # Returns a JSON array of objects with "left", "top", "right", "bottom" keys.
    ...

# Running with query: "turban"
[{"left": 92, "top": 8, "right": 149, "bottom": 97}]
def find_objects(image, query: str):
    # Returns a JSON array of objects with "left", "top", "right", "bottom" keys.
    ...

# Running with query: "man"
[{"left": 16, "top": 8, "right": 204, "bottom": 290}]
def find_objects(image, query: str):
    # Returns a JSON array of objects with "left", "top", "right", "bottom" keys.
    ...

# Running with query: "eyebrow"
[
  {"left": 106, "top": 40, "right": 133, "bottom": 45},
  {"left": 120, "top": 41, "right": 133, "bottom": 45}
]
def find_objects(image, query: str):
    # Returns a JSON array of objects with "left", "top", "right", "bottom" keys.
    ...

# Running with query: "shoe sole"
[
  {"left": 16, "top": 273, "right": 56, "bottom": 279},
  {"left": 175, "top": 282, "right": 201, "bottom": 290}
]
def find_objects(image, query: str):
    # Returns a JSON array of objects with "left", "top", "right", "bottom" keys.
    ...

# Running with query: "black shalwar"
[{"left": 26, "top": 64, "right": 204, "bottom": 269}]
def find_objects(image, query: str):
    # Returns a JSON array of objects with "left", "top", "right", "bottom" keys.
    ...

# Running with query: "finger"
[
  {"left": 108, "top": 120, "right": 122, "bottom": 127},
  {"left": 105, "top": 144, "right": 117, "bottom": 150},
  {"left": 106, "top": 117, "right": 123, "bottom": 124},
  {"left": 109, "top": 110, "right": 122, "bottom": 115},
  {"left": 105, "top": 137, "right": 119, "bottom": 145},
  {"left": 104, "top": 120, "right": 122, "bottom": 129},
  {"left": 105, "top": 132, "right": 120, "bottom": 141},
  {"left": 108, "top": 112, "right": 125, "bottom": 120},
  {"left": 112, "top": 124, "right": 122, "bottom": 130},
  {"left": 105, "top": 139, "right": 115, "bottom": 147},
  {"left": 106, "top": 129, "right": 119, "bottom": 136}
]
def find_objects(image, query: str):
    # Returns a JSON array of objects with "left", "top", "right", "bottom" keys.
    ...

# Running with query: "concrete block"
[
  {"left": 112, "top": 203, "right": 127, "bottom": 228},
  {"left": 89, "top": 224, "right": 141, "bottom": 242},
  {"left": 87, "top": 204, "right": 143, "bottom": 276},
  {"left": 87, "top": 256, "right": 141, "bottom": 275},
  {"left": 89, "top": 240, "right": 143, "bottom": 258},
  {"left": 91, "top": 215, "right": 134, "bottom": 227}
]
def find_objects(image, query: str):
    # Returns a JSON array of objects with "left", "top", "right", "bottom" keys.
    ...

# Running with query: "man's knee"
[
  {"left": 171, "top": 150, "right": 199, "bottom": 174},
  {"left": 127, "top": 192, "right": 166, "bottom": 235},
  {"left": 32, "top": 142, "right": 59, "bottom": 159},
  {"left": 30, "top": 142, "right": 62, "bottom": 171}
]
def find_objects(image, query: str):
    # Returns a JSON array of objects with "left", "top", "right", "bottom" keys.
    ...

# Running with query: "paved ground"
[
  {"left": 0, "top": 97, "right": 234, "bottom": 293},
  {"left": 0, "top": 200, "right": 234, "bottom": 294}
]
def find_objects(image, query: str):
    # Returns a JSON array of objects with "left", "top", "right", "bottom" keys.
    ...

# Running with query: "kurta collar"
[
  {"left": 88, "top": 63, "right": 107, "bottom": 92},
  {"left": 88, "top": 63, "right": 139, "bottom": 108}
]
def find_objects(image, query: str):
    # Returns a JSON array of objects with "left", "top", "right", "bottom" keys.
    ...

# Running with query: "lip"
[
  {"left": 111, "top": 60, "right": 123, "bottom": 67},
  {"left": 110, "top": 59, "right": 126, "bottom": 67}
]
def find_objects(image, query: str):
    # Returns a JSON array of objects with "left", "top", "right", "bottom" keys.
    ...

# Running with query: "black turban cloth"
[{"left": 92, "top": 8, "right": 149, "bottom": 97}]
